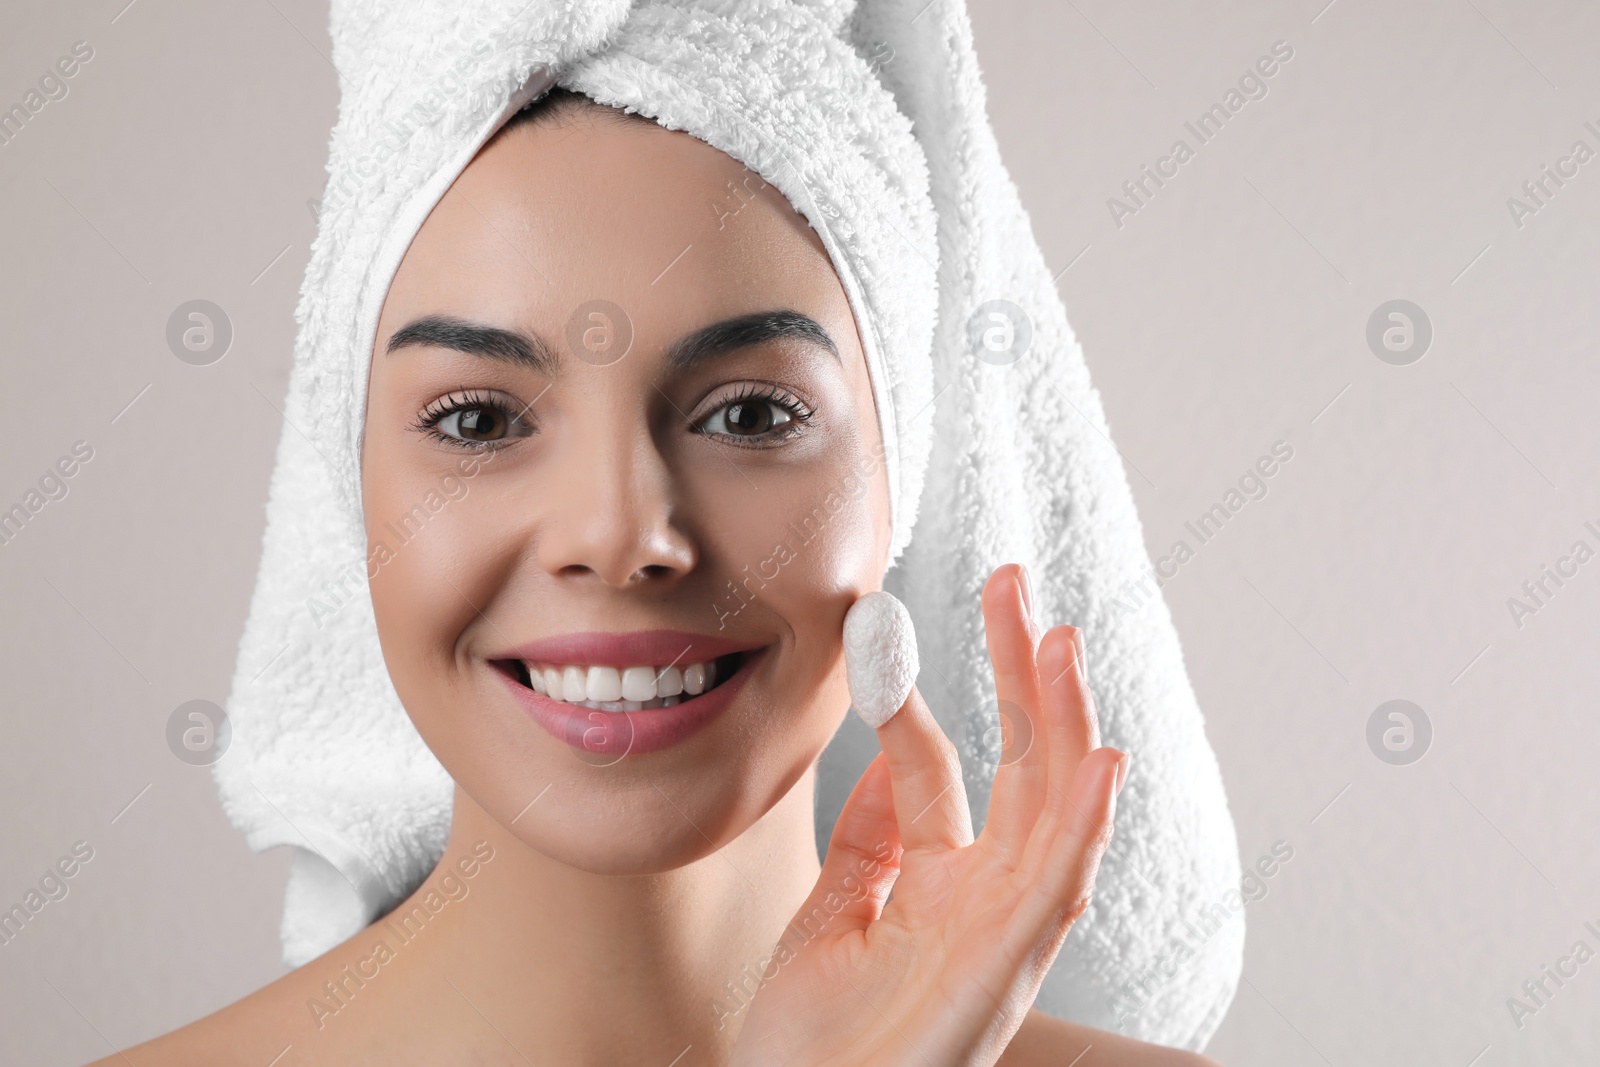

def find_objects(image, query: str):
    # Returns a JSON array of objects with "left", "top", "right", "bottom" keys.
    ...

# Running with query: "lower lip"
[{"left": 496, "top": 653, "right": 761, "bottom": 757}]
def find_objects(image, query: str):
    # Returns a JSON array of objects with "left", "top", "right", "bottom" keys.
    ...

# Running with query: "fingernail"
[
  {"left": 1113, "top": 751, "right": 1131, "bottom": 796},
  {"left": 1016, "top": 564, "right": 1033, "bottom": 618}
]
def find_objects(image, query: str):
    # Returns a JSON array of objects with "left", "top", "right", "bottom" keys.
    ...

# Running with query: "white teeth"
[
  {"left": 518, "top": 656, "right": 735, "bottom": 708},
  {"left": 586, "top": 665, "right": 623, "bottom": 703},
  {"left": 621, "top": 666, "right": 657, "bottom": 702},
  {"left": 562, "top": 665, "right": 586, "bottom": 703},
  {"left": 655, "top": 665, "right": 684, "bottom": 697}
]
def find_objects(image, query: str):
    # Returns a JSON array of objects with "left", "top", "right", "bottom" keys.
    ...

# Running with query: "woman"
[{"left": 94, "top": 85, "right": 1220, "bottom": 1066}]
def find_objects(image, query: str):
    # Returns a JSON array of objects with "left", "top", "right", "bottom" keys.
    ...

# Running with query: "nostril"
[{"left": 635, "top": 564, "right": 677, "bottom": 582}]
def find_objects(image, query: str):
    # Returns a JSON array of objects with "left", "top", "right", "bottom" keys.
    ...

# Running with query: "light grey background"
[{"left": 2, "top": 0, "right": 1596, "bottom": 1063}]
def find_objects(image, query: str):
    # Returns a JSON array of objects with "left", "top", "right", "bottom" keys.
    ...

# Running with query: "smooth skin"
[
  {"left": 732, "top": 573, "right": 1136, "bottom": 1067},
  {"left": 90, "top": 98, "right": 1219, "bottom": 1067}
]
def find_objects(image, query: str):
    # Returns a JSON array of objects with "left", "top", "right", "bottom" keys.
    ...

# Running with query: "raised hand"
[{"left": 728, "top": 564, "right": 1128, "bottom": 1067}]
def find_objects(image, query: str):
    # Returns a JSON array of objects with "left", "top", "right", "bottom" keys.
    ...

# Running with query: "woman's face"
[{"left": 361, "top": 105, "right": 891, "bottom": 873}]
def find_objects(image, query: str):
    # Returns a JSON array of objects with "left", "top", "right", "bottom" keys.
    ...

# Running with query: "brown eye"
[
  {"left": 445, "top": 406, "right": 508, "bottom": 441},
  {"left": 694, "top": 385, "right": 812, "bottom": 448},
  {"left": 726, "top": 402, "right": 774, "bottom": 435},
  {"left": 700, "top": 399, "right": 793, "bottom": 439},
  {"left": 419, "top": 390, "right": 535, "bottom": 449}
]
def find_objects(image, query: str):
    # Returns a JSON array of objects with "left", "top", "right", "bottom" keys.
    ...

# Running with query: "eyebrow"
[{"left": 384, "top": 309, "right": 838, "bottom": 372}]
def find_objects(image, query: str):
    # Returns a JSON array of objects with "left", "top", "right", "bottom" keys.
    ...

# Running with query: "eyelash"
[
  {"left": 414, "top": 389, "right": 532, "bottom": 452},
  {"left": 695, "top": 384, "right": 815, "bottom": 448},
  {"left": 412, "top": 383, "right": 816, "bottom": 452}
]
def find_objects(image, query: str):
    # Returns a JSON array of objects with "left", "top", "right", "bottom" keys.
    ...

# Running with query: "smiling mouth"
[{"left": 493, "top": 652, "right": 749, "bottom": 713}]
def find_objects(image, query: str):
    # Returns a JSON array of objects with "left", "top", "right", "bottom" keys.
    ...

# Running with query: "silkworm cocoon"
[{"left": 843, "top": 591, "right": 919, "bottom": 729}]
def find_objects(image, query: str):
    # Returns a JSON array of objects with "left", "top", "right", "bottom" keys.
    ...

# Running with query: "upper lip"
[{"left": 489, "top": 630, "right": 767, "bottom": 668}]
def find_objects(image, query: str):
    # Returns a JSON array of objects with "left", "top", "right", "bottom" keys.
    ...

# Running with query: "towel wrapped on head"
[{"left": 216, "top": 0, "right": 1243, "bottom": 1047}]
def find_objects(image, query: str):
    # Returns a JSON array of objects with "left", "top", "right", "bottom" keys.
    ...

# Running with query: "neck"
[{"left": 404, "top": 772, "right": 824, "bottom": 1064}]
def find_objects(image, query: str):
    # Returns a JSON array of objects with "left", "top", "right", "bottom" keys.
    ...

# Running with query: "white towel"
[{"left": 216, "top": 0, "right": 1243, "bottom": 1048}]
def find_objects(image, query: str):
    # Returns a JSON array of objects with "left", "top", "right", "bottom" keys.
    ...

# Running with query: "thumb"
[
  {"left": 792, "top": 753, "right": 902, "bottom": 941},
  {"left": 843, "top": 592, "right": 970, "bottom": 853}
]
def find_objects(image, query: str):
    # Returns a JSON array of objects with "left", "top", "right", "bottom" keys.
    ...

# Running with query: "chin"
[{"left": 510, "top": 789, "right": 758, "bottom": 875}]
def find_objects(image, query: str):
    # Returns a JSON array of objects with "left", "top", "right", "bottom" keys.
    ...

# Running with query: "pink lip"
[
  {"left": 492, "top": 647, "right": 765, "bottom": 757},
  {"left": 492, "top": 630, "right": 763, "bottom": 668}
]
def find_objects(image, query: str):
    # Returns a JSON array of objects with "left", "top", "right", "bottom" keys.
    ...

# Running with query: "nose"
[{"left": 535, "top": 425, "right": 697, "bottom": 588}]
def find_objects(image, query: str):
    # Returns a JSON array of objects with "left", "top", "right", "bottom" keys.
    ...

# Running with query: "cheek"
[
  {"left": 694, "top": 359, "right": 890, "bottom": 631},
  {"left": 709, "top": 440, "right": 886, "bottom": 591},
  {"left": 711, "top": 481, "right": 882, "bottom": 596},
  {"left": 698, "top": 442, "right": 890, "bottom": 712},
  {"left": 363, "top": 450, "right": 514, "bottom": 714}
]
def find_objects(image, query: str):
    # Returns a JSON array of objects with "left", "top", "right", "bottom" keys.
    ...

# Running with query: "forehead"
[{"left": 381, "top": 115, "right": 851, "bottom": 345}]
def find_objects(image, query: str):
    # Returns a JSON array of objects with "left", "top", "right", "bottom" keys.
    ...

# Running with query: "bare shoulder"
[
  {"left": 1000, "top": 1009, "right": 1223, "bottom": 1067},
  {"left": 79, "top": 938, "right": 364, "bottom": 1067},
  {"left": 81, "top": 971, "right": 312, "bottom": 1067}
]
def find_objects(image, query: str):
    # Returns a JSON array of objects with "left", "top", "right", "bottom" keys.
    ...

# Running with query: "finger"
[
  {"left": 794, "top": 754, "right": 901, "bottom": 938},
  {"left": 876, "top": 685, "right": 974, "bottom": 853},
  {"left": 979, "top": 564, "right": 1048, "bottom": 862},
  {"left": 1007, "top": 746, "right": 1125, "bottom": 969},
  {"left": 1037, "top": 624, "right": 1099, "bottom": 809}
]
